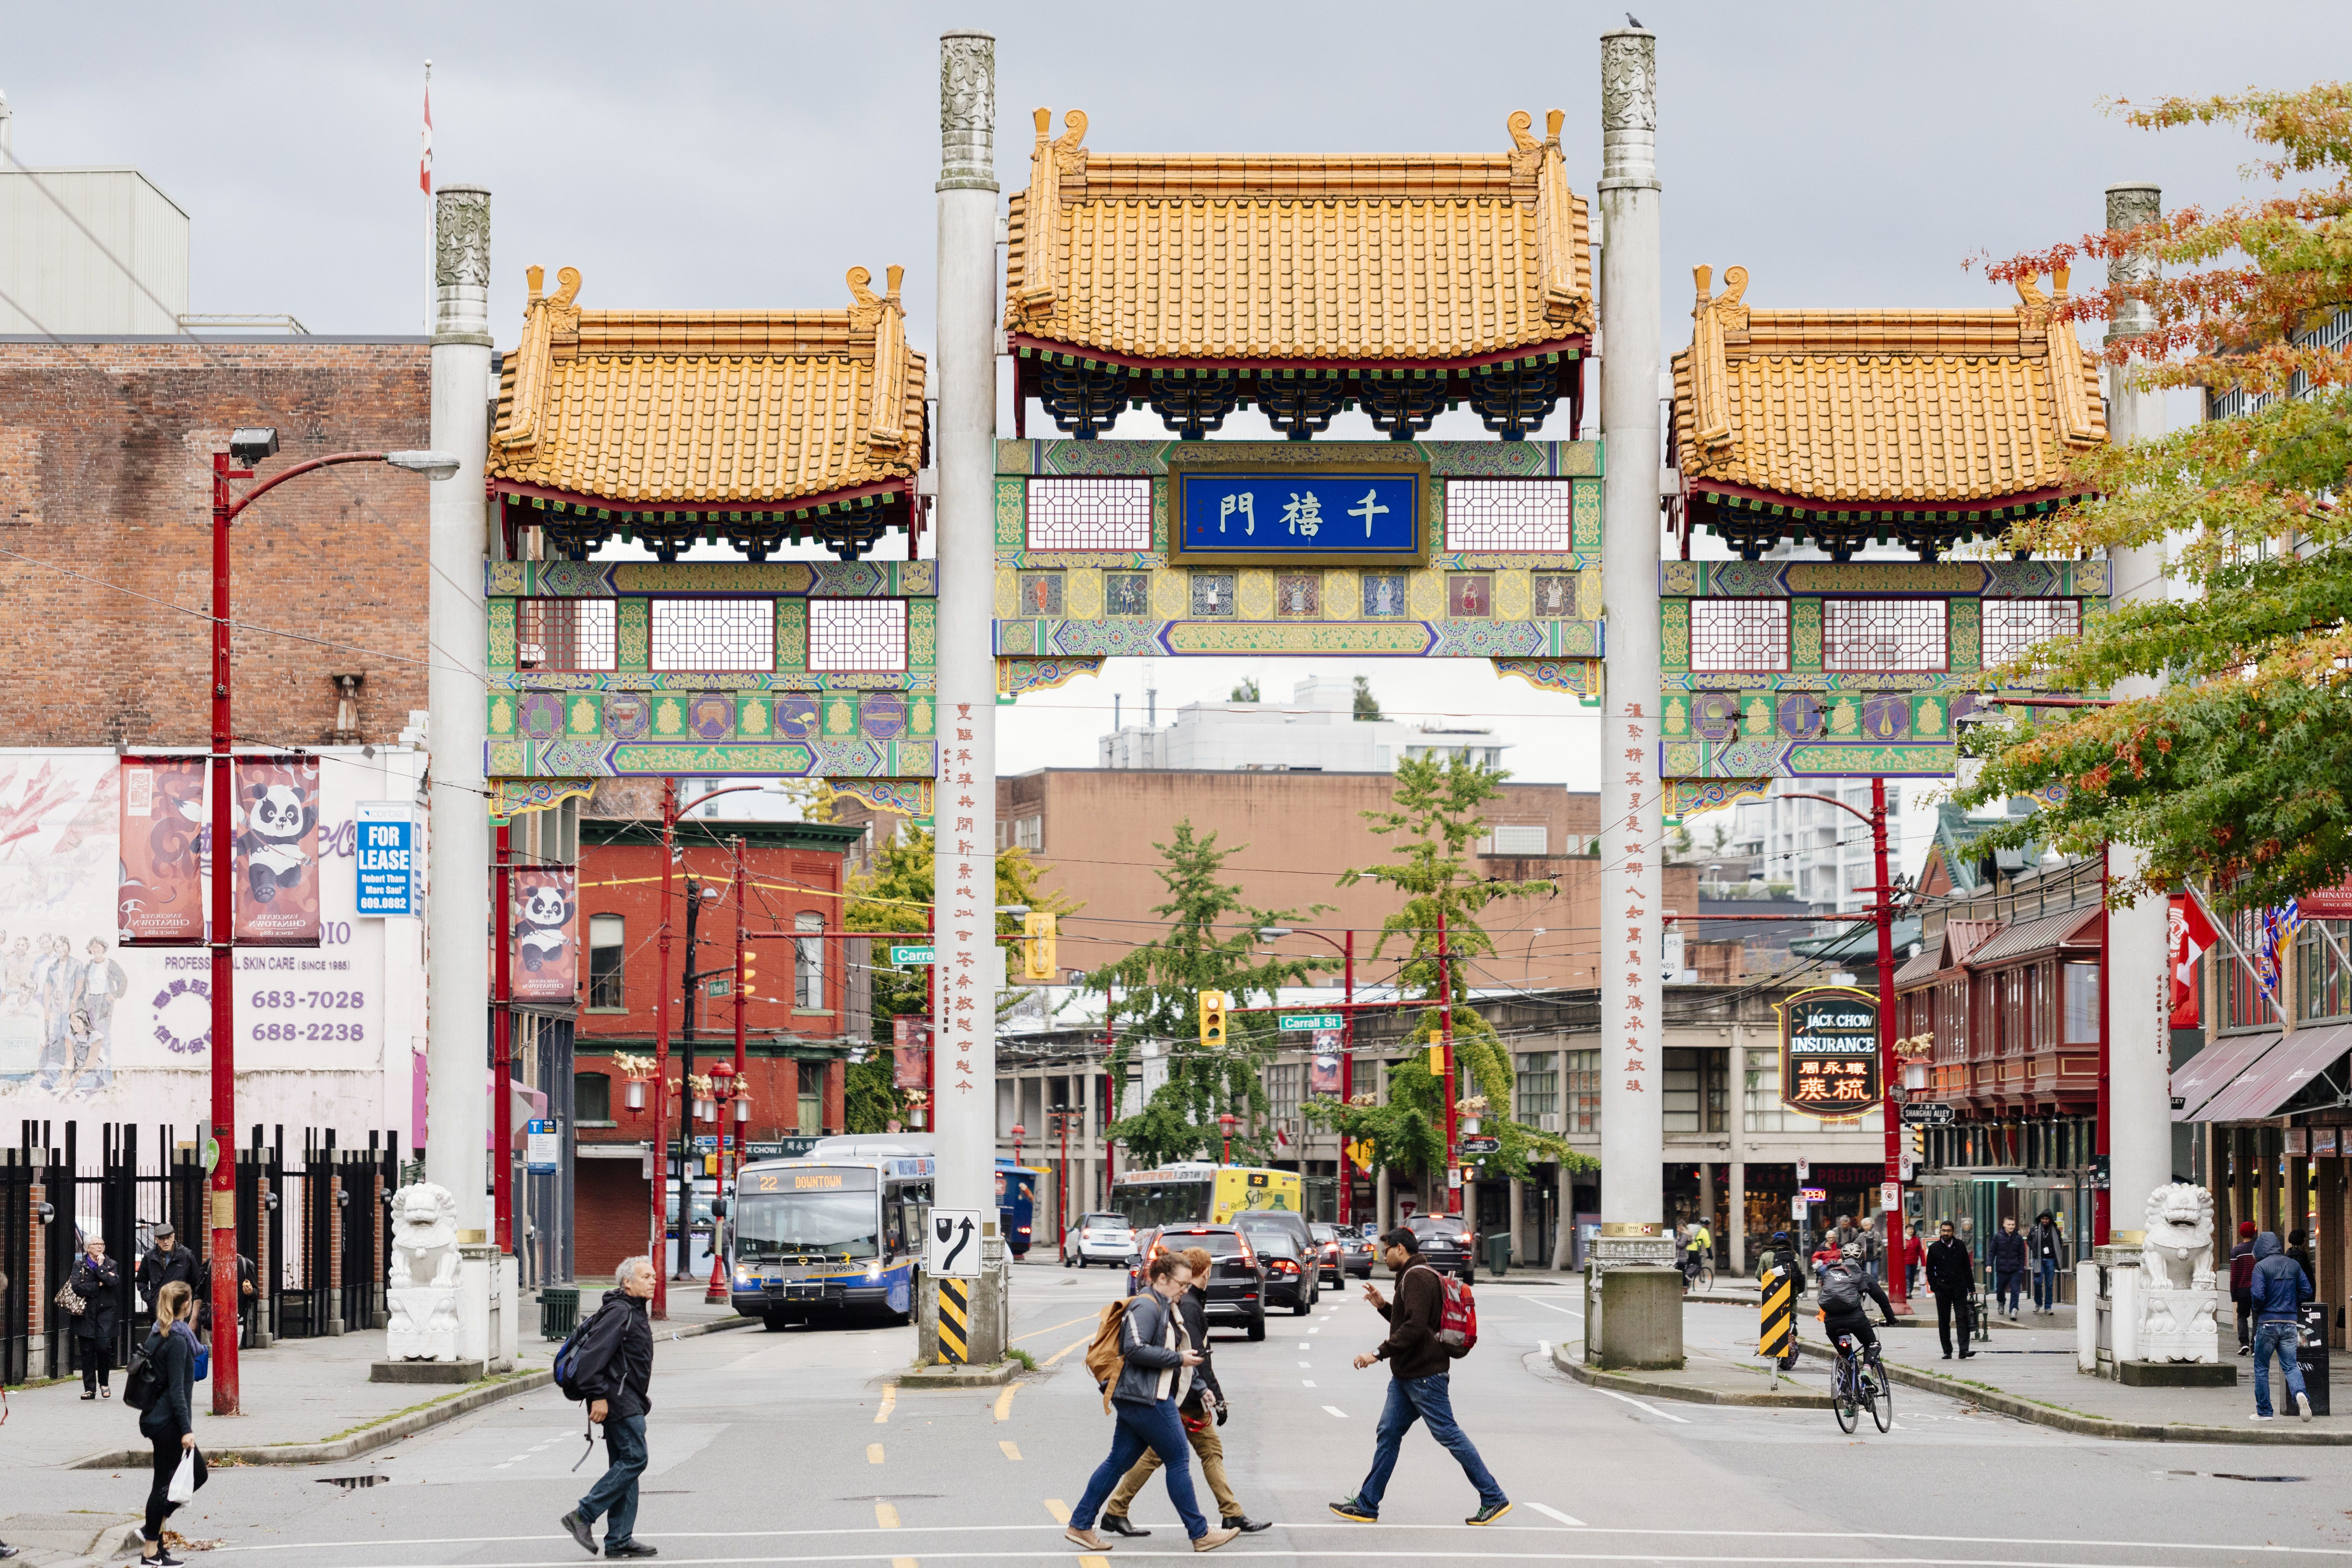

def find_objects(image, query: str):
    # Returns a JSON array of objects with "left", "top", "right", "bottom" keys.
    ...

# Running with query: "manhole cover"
[{"left": 317, "top": 1476, "right": 388, "bottom": 1490}]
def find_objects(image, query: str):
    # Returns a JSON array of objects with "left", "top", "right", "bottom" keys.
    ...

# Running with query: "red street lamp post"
[
  {"left": 1049, "top": 1108, "right": 1074, "bottom": 1252},
  {"left": 703, "top": 1060, "right": 741, "bottom": 1304},
  {"left": 1218, "top": 1112, "right": 1239, "bottom": 1167},
  {"left": 203, "top": 431, "right": 454, "bottom": 1416}
]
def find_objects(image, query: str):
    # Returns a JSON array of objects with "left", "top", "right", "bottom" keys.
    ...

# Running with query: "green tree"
[
  {"left": 1304, "top": 757, "right": 1591, "bottom": 1200},
  {"left": 1352, "top": 674, "right": 1383, "bottom": 722},
  {"left": 1085, "top": 821, "right": 1327, "bottom": 1167},
  {"left": 1959, "top": 82, "right": 2352, "bottom": 911},
  {"left": 1229, "top": 677, "right": 1261, "bottom": 703}
]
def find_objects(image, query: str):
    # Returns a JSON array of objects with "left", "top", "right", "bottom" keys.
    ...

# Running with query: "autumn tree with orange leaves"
[{"left": 1956, "top": 82, "right": 2352, "bottom": 914}]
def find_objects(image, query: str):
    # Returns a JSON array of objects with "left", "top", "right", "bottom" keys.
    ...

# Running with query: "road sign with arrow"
[{"left": 926, "top": 1207, "right": 983, "bottom": 1280}]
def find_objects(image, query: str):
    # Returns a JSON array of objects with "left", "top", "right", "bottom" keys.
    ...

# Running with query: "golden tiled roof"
[
  {"left": 489, "top": 264, "right": 925, "bottom": 507},
  {"left": 1004, "top": 109, "right": 1592, "bottom": 364},
  {"left": 1671, "top": 266, "right": 2105, "bottom": 506}
]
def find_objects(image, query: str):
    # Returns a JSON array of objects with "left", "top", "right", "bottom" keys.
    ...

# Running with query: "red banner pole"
[
  {"left": 493, "top": 821, "right": 513, "bottom": 1253},
  {"left": 208, "top": 452, "right": 241, "bottom": 1416},
  {"left": 651, "top": 780, "right": 675, "bottom": 1320}
]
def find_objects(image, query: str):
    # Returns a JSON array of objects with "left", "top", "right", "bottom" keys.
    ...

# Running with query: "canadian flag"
[{"left": 2169, "top": 893, "right": 2218, "bottom": 1029}]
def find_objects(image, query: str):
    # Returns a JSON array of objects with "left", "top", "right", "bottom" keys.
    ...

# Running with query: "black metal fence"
[{"left": 0, "top": 1122, "right": 399, "bottom": 1387}]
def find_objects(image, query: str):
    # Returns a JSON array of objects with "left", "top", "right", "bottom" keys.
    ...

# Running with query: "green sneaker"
[
  {"left": 1467, "top": 1501, "right": 1513, "bottom": 1526},
  {"left": 1328, "top": 1497, "right": 1377, "bottom": 1523}
]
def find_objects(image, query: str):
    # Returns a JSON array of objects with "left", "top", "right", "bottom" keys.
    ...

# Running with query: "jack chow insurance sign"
[{"left": 1778, "top": 986, "right": 1881, "bottom": 1118}]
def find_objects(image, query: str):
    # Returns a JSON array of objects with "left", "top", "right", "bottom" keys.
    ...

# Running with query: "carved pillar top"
[
  {"left": 2105, "top": 182, "right": 2161, "bottom": 343},
  {"left": 1599, "top": 28, "right": 1657, "bottom": 192},
  {"left": 939, "top": 31, "right": 998, "bottom": 194},
  {"left": 434, "top": 185, "right": 492, "bottom": 346}
]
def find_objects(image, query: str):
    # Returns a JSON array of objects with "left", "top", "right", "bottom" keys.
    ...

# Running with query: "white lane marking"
[
  {"left": 1322, "top": 1404, "right": 1349, "bottom": 1418},
  {"left": 1299, "top": 1361, "right": 1313, "bottom": 1367},
  {"left": 1587, "top": 1386, "right": 1690, "bottom": 1424},
  {"left": 1302, "top": 1379, "right": 1317, "bottom": 1387},
  {"left": 1527, "top": 1503, "right": 1586, "bottom": 1527},
  {"left": 1523, "top": 1297, "right": 1585, "bottom": 1320}
]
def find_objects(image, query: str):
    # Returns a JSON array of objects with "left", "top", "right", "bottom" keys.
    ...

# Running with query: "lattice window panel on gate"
[
  {"left": 1688, "top": 599, "right": 1790, "bottom": 672},
  {"left": 1980, "top": 599, "right": 2082, "bottom": 668},
  {"left": 1443, "top": 480, "right": 1578, "bottom": 552},
  {"left": 1822, "top": 598, "right": 1948, "bottom": 672},
  {"left": 516, "top": 598, "right": 618, "bottom": 672},
  {"left": 650, "top": 598, "right": 776, "bottom": 672},
  {"left": 1025, "top": 477, "right": 1154, "bottom": 552},
  {"left": 807, "top": 598, "right": 909, "bottom": 673}
]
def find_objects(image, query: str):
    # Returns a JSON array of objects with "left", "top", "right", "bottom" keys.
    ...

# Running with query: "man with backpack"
[
  {"left": 1816, "top": 1240, "right": 1898, "bottom": 1364},
  {"left": 560, "top": 1256, "right": 659, "bottom": 1559},
  {"left": 1329, "top": 1227, "right": 1509, "bottom": 1528}
]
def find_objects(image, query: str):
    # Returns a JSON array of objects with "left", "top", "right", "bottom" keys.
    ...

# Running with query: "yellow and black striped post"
[
  {"left": 1759, "top": 1264, "right": 1794, "bottom": 1380},
  {"left": 937, "top": 1279, "right": 970, "bottom": 1365}
]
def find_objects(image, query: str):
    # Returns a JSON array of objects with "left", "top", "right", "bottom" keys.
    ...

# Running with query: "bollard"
[
  {"left": 1759, "top": 1264, "right": 1795, "bottom": 1383},
  {"left": 937, "top": 1278, "right": 971, "bottom": 1365}
]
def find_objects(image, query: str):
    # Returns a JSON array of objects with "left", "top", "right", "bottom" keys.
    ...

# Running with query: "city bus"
[
  {"left": 724, "top": 1142, "right": 932, "bottom": 1330},
  {"left": 1113, "top": 1163, "right": 1303, "bottom": 1231}
]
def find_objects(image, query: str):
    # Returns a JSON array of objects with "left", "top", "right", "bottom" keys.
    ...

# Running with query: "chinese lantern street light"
[{"left": 1219, "top": 1112, "right": 1239, "bottom": 1167}]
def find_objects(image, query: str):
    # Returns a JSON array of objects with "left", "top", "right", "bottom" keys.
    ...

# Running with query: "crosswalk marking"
[
  {"left": 1322, "top": 1405, "right": 1348, "bottom": 1418},
  {"left": 1527, "top": 1501, "right": 1587, "bottom": 1526}
]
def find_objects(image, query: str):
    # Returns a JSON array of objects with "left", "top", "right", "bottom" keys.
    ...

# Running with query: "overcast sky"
[{"left": 9, "top": 1, "right": 2342, "bottom": 874}]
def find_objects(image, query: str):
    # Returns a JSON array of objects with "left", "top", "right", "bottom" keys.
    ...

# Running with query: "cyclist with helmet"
[{"left": 1816, "top": 1240, "right": 1898, "bottom": 1362}]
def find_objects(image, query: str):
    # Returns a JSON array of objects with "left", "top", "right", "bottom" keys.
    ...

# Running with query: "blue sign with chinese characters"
[{"left": 1172, "top": 470, "right": 1424, "bottom": 566}]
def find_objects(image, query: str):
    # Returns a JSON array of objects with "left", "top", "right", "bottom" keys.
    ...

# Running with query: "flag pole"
[{"left": 421, "top": 59, "right": 433, "bottom": 335}]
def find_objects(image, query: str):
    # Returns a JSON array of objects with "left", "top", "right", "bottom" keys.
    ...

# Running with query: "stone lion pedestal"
[
  {"left": 2084, "top": 1182, "right": 2237, "bottom": 1388},
  {"left": 370, "top": 1182, "right": 517, "bottom": 1384}
]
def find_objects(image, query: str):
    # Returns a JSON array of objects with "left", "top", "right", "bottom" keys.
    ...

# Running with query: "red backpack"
[{"left": 1412, "top": 1264, "right": 1479, "bottom": 1356}]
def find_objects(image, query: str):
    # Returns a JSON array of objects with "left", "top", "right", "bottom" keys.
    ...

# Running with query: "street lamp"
[
  {"left": 1010, "top": 1122, "right": 1026, "bottom": 1165},
  {"left": 202, "top": 430, "right": 455, "bottom": 1417},
  {"left": 1218, "top": 1112, "right": 1239, "bottom": 1167}
]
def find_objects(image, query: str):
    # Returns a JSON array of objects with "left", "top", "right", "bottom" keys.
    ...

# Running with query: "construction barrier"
[
  {"left": 1759, "top": 1264, "right": 1795, "bottom": 1368},
  {"left": 938, "top": 1278, "right": 970, "bottom": 1365}
]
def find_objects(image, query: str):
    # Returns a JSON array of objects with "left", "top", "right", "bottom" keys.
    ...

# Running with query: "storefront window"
[{"left": 1565, "top": 1050, "right": 1600, "bottom": 1132}]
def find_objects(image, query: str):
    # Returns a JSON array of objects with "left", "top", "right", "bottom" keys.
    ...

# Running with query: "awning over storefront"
[
  {"left": 2172, "top": 1032, "right": 2281, "bottom": 1121},
  {"left": 2192, "top": 1023, "right": 2352, "bottom": 1123}
]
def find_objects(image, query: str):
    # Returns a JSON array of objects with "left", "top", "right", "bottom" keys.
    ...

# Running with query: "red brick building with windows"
[{"left": 568, "top": 792, "right": 870, "bottom": 1277}]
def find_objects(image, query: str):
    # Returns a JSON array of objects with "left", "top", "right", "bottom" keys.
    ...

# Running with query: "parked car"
[
  {"left": 1406, "top": 1212, "right": 1476, "bottom": 1280},
  {"left": 1125, "top": 1223, "right": 1266, "bottom": 1341},
  {"left": 1308, "top": 1221, "right": 1346, "bottom": 1285},
  {"left": 1062, "top": 1211, "right": 1134, "bottom": 1268},
  {"left": 1256, "top": 1231, "right": 1315, "bottom": 1315},
  {"left": 1232, "top": 1211, "right": 1318, "bottom": 1310}
]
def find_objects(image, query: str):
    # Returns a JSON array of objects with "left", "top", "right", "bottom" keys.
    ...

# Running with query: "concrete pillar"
[
  {"left": 2101, "top": 182, "right": 2173, "bottom": 1245},
  {"left": 1696, "top": 1159, "right": 1713, "bottom": 1256},
  {"left": 1728, "top": 1161, "right": 1747, "bottom": 1277},
  {"left": 1594, "top": 22, "right": 1669, "bottom": 1278},
  {"left": 931, "top": 31, "right": 1008, "bottom": 1360},
  {"left": 1508, "top": 1176, "right": 1526, "bottom": 1265},
  {"left": 1551, "top": 1046, "right": 1575, "bottom": 1270},
  {"left": 424, "top": 184, "right": 493, "bottom": 1242}
]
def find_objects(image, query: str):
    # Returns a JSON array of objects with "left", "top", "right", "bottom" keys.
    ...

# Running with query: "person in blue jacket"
[{"left": 2247, "top": 1230, "right": 2314, "bottom": 1421}]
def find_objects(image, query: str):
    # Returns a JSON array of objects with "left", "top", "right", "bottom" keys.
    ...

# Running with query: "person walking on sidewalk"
[
  {"left": 1099, "top": 1247, "right": 1268, "bottom": 1538},
  {"left": 1925, "top": 1219, "right": 1976, "bottom": 1360},
  {"left": 2247, "top": 1230, "right": 2315, "bottom": 1421},
  {"left": 1329, "top": 1227, "right": 1510, "bottom": 1528},
  {"left": 2028, "top": 1213, "right": 2064, "bottom": 1315},
  {"left": 1991, "top": 1217, "right": 2027, "bottom": 1321},
  {"left": 1903, "top": 1222, "right": 1926, "bottom": 1299},
  {"left": 1063, "top": 1252, "right": 1237, "bottom": 1554},
  {"left": 135, "top": 1224, "right": 198, "bottom": 1320},
  {"left": 2229, "top": 1220, "right": 2259, "bottom": 1355},
  {"left": 1756, "top": 1230, "right": 1807, "bottom": 1291},
  {"left": 69, "top": 1233, "right": 121, "bottom": 1397},
  {"left": 560, "top": 1256, "right": 659, "bottom": 1559},
  {"left": 134, "top": 1280, "right": 201, "bottom": 1567}
]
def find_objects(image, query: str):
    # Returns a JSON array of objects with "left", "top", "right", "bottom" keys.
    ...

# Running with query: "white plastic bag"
[{"left": 166, "top": 1447, "right": 197, "bottom": 1505}]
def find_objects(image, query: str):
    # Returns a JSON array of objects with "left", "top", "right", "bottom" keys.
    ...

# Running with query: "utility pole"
[
  {"left": 651, "top": 779, "right": 677, "bottom": 1319},
  {"left": 677, "top": 873, "right": 705, "bottom": 1281},
  {"left": 1439, "top": 906, "right": 1459, "bottom": 1218},
  {"left": 1339, "top": 929, "right": 1355, "bottom": 1229},
  {"left": 1870, "top": 778, "right": 1906, "bottom": 1314}
]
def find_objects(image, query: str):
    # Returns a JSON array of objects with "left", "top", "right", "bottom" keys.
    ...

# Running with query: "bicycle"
[
  {"left": 1680, "top": 1256, "right": 1715, "bottom": 1294},
  {"left": 1831, "top": 1332, "right": 1893, "bottom": 1434}
]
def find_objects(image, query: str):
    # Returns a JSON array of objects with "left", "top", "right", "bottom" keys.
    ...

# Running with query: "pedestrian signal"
[
  {"left": 1198, "top": 989, "right": 1229, "bottom": 1048},
  {"left": 1022, "top": 911, "right": 1057, "bottom": 981}
]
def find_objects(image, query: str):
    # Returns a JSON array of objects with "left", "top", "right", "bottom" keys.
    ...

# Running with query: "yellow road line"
[
  {"left": 1042, "top": 1499, "right": 1071, "bottom": 1524},
  {"left": 1010, "top": 1311, "right": 1100, "bottom": 1344},
  {"left": 875, "top": 1386, "right": 896, "bottom": 1425},
  {"left": 873, "top": 1503, "right": 900, "bottom": 1530},
  {"left": 1081, "top": 1558, "right": 1109, "bottom": 1568},
  {"left": 999, "top": 1439, "right": 1022, "bottom": 1461},
  {"left": 993, "top": 1381, "right": 1021, "bottom": 1421},
  {"left": 867, "top": 1443, "right": 885, "bottom": 1465},
  {"left": 892, "top": 1559, "right": 919, "bottom": 1568},
  {"left": 1041, "top": 1332, "right": 1093, "bottom": 1367}
]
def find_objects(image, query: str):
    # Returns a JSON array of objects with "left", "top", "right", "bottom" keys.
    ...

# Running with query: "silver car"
[{"left": 1062, "top": 1211, "right": 1135, "bottom": 1268}]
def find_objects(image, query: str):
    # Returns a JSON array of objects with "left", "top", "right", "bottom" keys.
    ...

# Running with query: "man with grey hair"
[{"left": 562, "top": 1256, "right": 658, "bottom": 1557}]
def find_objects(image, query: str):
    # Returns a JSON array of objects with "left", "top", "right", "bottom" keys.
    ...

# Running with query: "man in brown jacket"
[{"left": 1329, "top": 1227, "right": 1510, "bottom": 1527}]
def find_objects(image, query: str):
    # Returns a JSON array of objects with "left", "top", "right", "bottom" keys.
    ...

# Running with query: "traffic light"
[
  {"left": 1427, "top": 1042, "right": 1445, "bottom": 1075},
  {"left": 1198, "top": 989, "right": 1229, "bottom": 1049},
  {"left": 1022, "top": 911, "right": 1057, "bottom": 981},
  {"left": 741, "top": 947, "right": 758, "bottom": 997}
]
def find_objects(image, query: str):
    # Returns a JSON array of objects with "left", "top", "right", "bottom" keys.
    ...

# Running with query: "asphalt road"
[{"left": 30, "top": 1263, "right": 2352, "bottom": 1567}]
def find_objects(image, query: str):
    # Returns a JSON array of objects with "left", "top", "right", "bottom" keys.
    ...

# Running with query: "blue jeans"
[
  {"left": 578, "top": 1413, "right": 648, "bottom": 1545},
  {"left": 1996, "top": 1271, "right": 2022, "bottom": 1314},
  {"left": 1353, "top": 1373, "right": 1506, "bottom": 1515},
  {"left": 2253, "top": 1321, "right": 2308, "bottom": 1418},
  {"left": 1074, "top": 1398, "right": 1207, "bottom": 1539},
  {"left": 2034, "top": 1257, "right": 2058, "bottom": 1310}
]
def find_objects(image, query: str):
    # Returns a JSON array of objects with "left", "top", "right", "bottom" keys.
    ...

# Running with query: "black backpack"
[
  {"left": 1817, "top": 1262, "right": 1864, "bottom": 1316},
  {"left": 123, "top": 1327, "right": 164, "bottom": 1412},
  {"left": 553, "top": 1301, "right": 630, "bottom": 1402}
]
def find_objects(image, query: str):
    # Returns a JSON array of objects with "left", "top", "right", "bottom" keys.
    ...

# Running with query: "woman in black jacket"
[
  {"left": 137, "top": 1279, "right": 200, "bottom": 1567},
  {"left": 70, "top": 1234, "right": 121, "bottom": 1398}
]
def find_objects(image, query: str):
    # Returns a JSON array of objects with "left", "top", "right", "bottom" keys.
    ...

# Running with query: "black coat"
[
  {"left": 138, "top": 1320, "right": 198, "bottom": 1438},
  {"left": 1925, "top": 1235, "right": 1976, "bottom": 1297},
  {"left": 68, "top": 1254, "right": 119, "bottom": 1343},
  {"left": 136, "top": 1245, "right": 199, "bottom": 1311},
  {"left": 1990, "top": 1229, "right": 2028, "bottom": 1274},
  {"left": 1176, "top": 1287, "right": 1222, "bottom": 1406},
  {"left": 579, "top": 1290, "right": 654, "bottom": 1421}
]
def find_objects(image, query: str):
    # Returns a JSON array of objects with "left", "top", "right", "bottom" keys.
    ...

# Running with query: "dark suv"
[
  {"left": 1125, "top": 1224, "right": 1267, "bottom": 1341},
  {"left": 1407, "top": 1213, "right": 1476, "bottom": 1281},
  {"left": 1233, "top": 1211, "right": 1319, "bottom": 1311}
]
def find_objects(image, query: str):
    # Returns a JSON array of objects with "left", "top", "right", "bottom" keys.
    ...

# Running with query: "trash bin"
[
  {"left": 2298, "top": 1302, "right": 2332, "bottom": 1417},
  {"left": 540, "top": 1285, "right": 581, "bottom": 1341},
  {"left": 1485, "top": 1234, "right": 1510, "bottom": 1278}
]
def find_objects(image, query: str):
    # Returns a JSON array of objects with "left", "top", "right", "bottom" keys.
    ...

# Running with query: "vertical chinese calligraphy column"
[
  {"left": 932, "top": 29, "right": 1010, "bottom": 1365},
  {"left": 1587, "top": 23, "right": 1681, "bottom": 1370}
]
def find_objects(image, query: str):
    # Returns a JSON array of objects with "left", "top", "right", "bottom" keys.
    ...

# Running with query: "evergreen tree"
[
  {"left": 1304, "top": 756, "right": 1591, "bottom": 1202},
  {"left": 1352, "top": 674, "right": 1383, "bottom": 722},
  {"left": 1084, "top": 822, "right": 1327, "bottom": 1167}
]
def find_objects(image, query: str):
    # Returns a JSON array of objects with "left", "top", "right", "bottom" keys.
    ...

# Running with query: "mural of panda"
[
  {"left": 514, "top": 876, "right": 574, "bottom": 973},
  {"left": 237, "top": 775, "right": 317, "bottom": 906}
]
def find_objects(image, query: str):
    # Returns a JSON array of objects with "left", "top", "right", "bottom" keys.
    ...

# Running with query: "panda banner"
[
  {"left": 510, "top": 867, "right": 578, "bottom": 1002},
  {"left": 118, "top": 757, "right": 208, "bottom": 944},
  {"left": 233, "top": 756, "right": 323, "bottom": 946}
]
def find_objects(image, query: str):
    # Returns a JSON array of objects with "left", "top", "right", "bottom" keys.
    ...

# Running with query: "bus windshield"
[{"left": 733, "top": 1169, "right": 880, "bottom": 1263}]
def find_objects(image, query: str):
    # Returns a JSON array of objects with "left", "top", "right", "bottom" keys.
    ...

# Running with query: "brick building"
[{"left": 567, "top": 790, "right": 868, "bottom": 1277}]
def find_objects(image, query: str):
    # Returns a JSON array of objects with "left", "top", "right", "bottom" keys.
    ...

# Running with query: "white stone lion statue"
[
  {"left": 2141, "top": 1182, "right": 2217, "bottom": 1291},
  {"left": 385, "top": 1181, "right": 462, "bottom": 1360}
]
